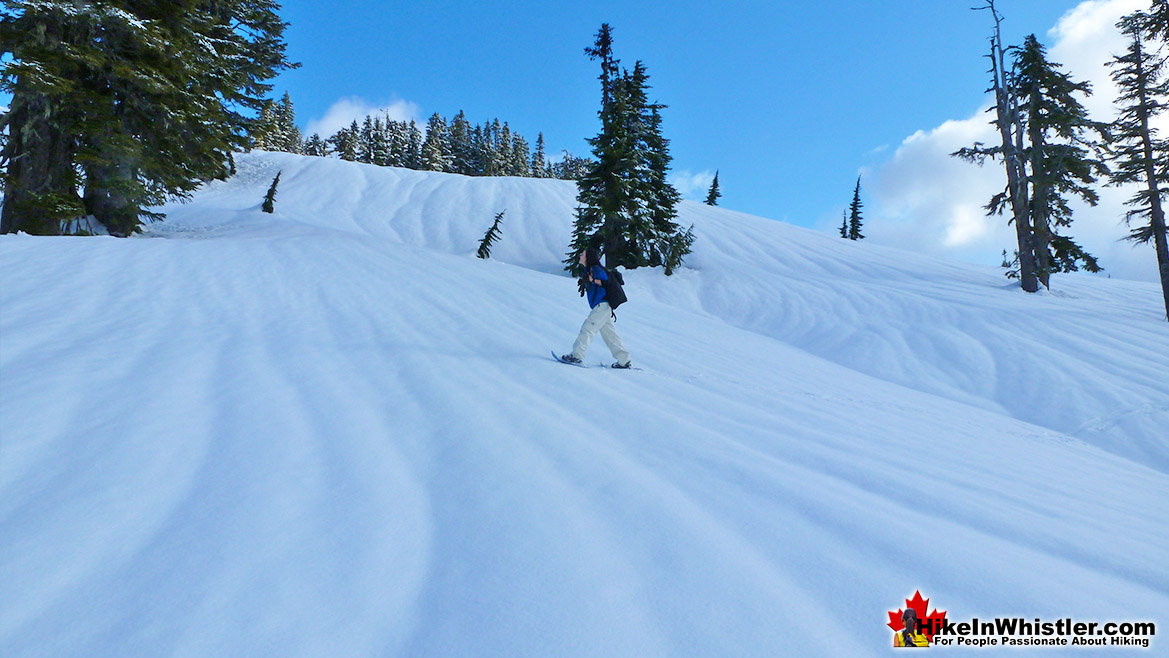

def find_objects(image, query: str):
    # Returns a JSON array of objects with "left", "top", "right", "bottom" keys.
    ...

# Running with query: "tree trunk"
[
  {"left": 1027, "top": 85, "right": 1053, "bottom": 289},
  {"left": 1008, "top": 92, "right": 1038, "bottom": 292},
  {"left": 1132, "top": 32, "right": 1169, "bottom": 320},
  {"left": 0, "top": 83, "right": 79, "bottom": 235},
  {"left": 84, "top": 160, "right": 140, "bottom": 237},
  {"left": 1151, "top": 203, "right": 1169, "bottom": 322},
  {"left": 988, "top": 16, "right": 1038, "bottom": 292},
  {"left": 84, "top": 120, "right": 142, "bottom": 237}
]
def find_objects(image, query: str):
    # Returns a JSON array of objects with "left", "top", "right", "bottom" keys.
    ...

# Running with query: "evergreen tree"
[
  {"left": 0, "top": 2, "right": 85, "bottom": 234},
  {"left": 498, "top": 122, "right": 514, "bottom": 175},
  {"left": 477, "top": 211, "right": 505, "bottom": 259},
  {"left": 1, "top": 0, "right": 296, "bottom": 236},
  {"left": 359, "top": 115, "right": 376, "bottom": 163},
  {"left": 261, "top": 171, "right": 280, "bottom": 213},
  {"left": 705, "top": 170, "right": 721, "bottom": 205},
  {"left": 370, "top": 117, "right": 390, "bottom": 165},
  {"left": 449, "top": 110, "right": 473, "bottom": 175},
  {"left": 848, "top": 176, "right": 865, "bottom": 240},
  {"left": 531, "top": 133, "right": 548, "bottom": 178},
  {"left": 511, "top": 134, "right": 530, "bottom": 177},
  {"left": 1107, "top": 11, "right": 1169, "bottom": 320},
  {"left": 251, "top": 100, "right": 281, "bottom": 149},
  {"left": 328, "top": 121, "right": 360, "bottom": 161},
  {"left": 486, "top": 119, "right": 504, "bottom": 175},
  {"left": 420, "top": 113, "right": 451, "bottom": 172},
  {"left": 952, "top": 0, "right": 1039, "bottom": 291},
  {"left": 567, "top": 24, "right": 629, "bottom": 272},
  {"left": 406, "top": 121, "right": 424, "bottom": 169},
  {"left": 1148, "top": 0, "right": 1168, "bottom": 40},
  {"left": 840, "top": 211, "right": 848, "bottom": 238},
  {"left": 640, "top": 95, "right": 686, "bottom": 272},
  {"left": 304, "top": 133, "right": 326, "bottom": 157},
  {"left": 469, "top": 124, "right": 486, "bottom": 174},
  {"left": 565, "top": 24, "right": 690, "bottom": 274},
  {"left": 1012, "top": 33, "right": 1108, "bottom": 284},
  {"left": 274, "top": 91, "right": 301, "bottom": 153},
  {"left": 554, "top": 151, "right": 592, "bottom": 180},
  {"left": 386, "top": 120, "right": 408, "bottom": 167}
]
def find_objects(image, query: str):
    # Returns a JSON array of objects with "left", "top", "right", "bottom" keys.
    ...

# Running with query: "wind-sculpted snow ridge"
[
  {"left": 1, "top": 151, "right": 1165, "bottom": 657},
  {"left": 167, "top": 152, "right": 1169, "bottom": 471}
]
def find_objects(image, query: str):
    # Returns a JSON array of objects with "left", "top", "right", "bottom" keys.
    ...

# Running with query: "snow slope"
[{"left": 2, "top": 151, "right": 1166, "bottom": 657}]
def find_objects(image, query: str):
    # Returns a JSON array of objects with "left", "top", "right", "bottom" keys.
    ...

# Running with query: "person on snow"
[{"left": 560, "top": 247, "right": 632, "bottom": 368}]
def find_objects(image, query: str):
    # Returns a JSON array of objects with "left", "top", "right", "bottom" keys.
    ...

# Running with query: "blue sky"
[
  {"left": 272, "top": 0, "right": 1085, "bottom": 226},
  {"left": 4, "top": 1, "right": 1156, "bottom": 279}
]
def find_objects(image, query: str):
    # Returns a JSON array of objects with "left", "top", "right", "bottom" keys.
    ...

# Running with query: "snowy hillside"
[{"left": 2, "top": 151, "right": 1166, "bottom": 657}]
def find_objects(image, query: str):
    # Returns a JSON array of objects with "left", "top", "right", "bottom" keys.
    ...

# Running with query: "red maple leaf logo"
[{"left": 888, "top": 590, "right": 947, "bottom": 642}]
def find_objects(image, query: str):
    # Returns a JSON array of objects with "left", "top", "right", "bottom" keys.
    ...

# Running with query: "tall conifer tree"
[
  {"left": 274, "top": 92, "right": 301, "bottom": 153},
  {"left": 531, "top": 133, "right": 548, "bottom": 178},
  {"left": 406, "top": 121, "right": 423, "bottom": 169},
  {"left": 1148, "top": 0, "right": 1168, "bottom": 40},
  {"left": 1012, "top": 34, "right": 1108, "bottom": 284},
  {"left": 848, "top": 176, "right": 865, "bottom": 240},
  {"left": 1, "top": 0, "right": 296, "bottom": 236},
  {"left": 1108, "top": 11, "right": 1169, "bottom": 320},
  {"left": 565, "top": 25, "right": 689, "bottom": 274},
  {"left": 449, "top": 110, "right": 473, "bottom": 175},
  {"left": 2, "top": 1, "right": 295, "bottom": 236},
  {"left": 953, "top": 1, "right": 1039, "bottom": 291}
]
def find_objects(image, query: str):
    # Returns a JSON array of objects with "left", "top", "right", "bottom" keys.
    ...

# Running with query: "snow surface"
[{"left": 1, "top": 151, "right": 1166, "bottom": 657}]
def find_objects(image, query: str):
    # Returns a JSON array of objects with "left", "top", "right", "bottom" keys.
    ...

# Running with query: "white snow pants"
[{"left": 571, "top": 302, "right": 630, "bottom": 365}]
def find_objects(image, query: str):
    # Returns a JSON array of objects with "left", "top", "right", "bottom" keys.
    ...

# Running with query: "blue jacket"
[{"left": 586, "top": 265, "right": 608, "bottom": 308}]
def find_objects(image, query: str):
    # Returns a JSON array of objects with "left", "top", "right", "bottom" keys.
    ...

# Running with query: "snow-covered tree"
[
  {"left": 371, "top": 117, "right": 390, "bottom": 165},
  {"left": 531, "top": 133, "right": 548, "bottom": 178},
  {"left": 511, "top": 134, "right": 530, "bottom": 177},
  {"left": 328, "top": 121, "right": 360, "bottom": 161},
  {"left": 450, "top": 111, "right": 473, "bottom": 175},
  {"left": 251, "top": 100, "right": 281, "bottom": 150},
  {"left": 274, "top": 92, "right": 302, "bottom": 153},
  {"left": 304, "top": 133, "right": 327, "bottom": 157},
  {"left": 358, "top": 116, "right": 376, "bottom": 164},
  {"left": 420, "top": 113, "right": 451, "bottom": 172},
  {"left": 406, "top": 121, "right": 424, "bottom": 169}
]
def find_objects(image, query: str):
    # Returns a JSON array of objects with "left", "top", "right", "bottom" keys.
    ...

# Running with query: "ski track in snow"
[{"left": 2, "top": 152, "right": 1166, "bottom": 657}]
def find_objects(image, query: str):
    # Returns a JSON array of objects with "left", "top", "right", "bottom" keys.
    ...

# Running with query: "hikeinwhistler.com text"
[{"left": 920, "top": 618, "right": 1155, "bottom": 648}]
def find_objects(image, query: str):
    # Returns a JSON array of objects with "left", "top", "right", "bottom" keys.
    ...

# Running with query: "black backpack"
[{"left": 602, "top": 268, "right": 627, "bottom": 309}]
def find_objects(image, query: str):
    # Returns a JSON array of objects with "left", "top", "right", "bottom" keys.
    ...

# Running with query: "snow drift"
[{"left": 1, "top": 151, "right": 1166, "bottom": 657}]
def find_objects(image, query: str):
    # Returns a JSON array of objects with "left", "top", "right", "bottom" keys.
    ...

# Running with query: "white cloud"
[
  {"left": 865, "top": 0, "right": 1163, "bottom": 283},
  {"left": 303, "top": 97, "right": 422, "bottom": 139},
  {"left": 671, "top": 169, "right": 716, "bottom": 200}
]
